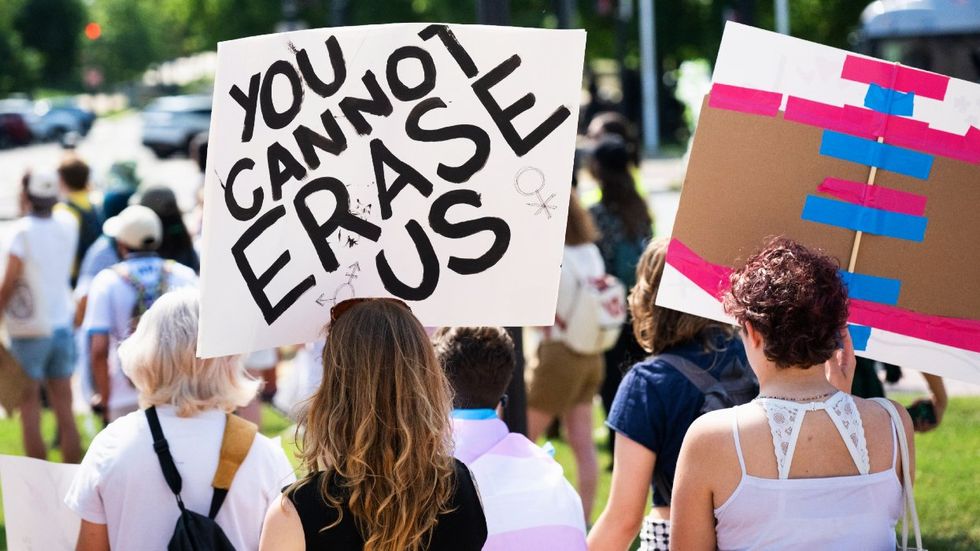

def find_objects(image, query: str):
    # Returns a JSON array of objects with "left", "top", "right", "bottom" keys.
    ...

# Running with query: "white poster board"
[
  {"left": 0, "top": 455, "right": 80, "bottom": 550},
  {"left": 198, "top": 24, "right": 586, "bottom": 358}
]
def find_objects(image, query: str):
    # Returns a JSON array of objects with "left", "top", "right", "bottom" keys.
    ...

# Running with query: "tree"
[{"left": 14, "top": 0, "right": 86, "bottom": 87}]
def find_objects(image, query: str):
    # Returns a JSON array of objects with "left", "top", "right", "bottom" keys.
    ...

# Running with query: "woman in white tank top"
[{"left": 669, "top": 238, "right": 915, "bottom": 551}]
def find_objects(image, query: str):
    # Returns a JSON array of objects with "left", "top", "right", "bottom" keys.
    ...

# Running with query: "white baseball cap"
[
  {"left": 103, "top": 205, "right": 162, "bottom": 250},
  {"left": 27, "top": 170, "right": 59, "bottom": 199}
]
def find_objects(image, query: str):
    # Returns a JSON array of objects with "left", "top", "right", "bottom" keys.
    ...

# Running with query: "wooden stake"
[{"left": 846, "top": 135, "right": 885, "bottom": 272}]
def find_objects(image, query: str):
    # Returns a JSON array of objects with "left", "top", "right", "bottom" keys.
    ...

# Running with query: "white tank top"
[{"left": 714, "top": 392, "right": 903, "bottom": 551}]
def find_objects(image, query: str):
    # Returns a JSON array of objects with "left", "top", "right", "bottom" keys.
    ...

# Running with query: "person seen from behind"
[
  {"left": 588, "top": 238, "right": 754, "bottom": 551},
  {"left": 525, "top": 194, "right": 605, "bottom": 521},
  {"left": 261, "top": 298, "right": 487, "bottom": 551},
  {"left": 670, "top": 237, "right": 914, "bottom": 550},
  {"left": 434, "top": 326, "right": 586, "bottom": 550},
  {"left": 588, "top": 135, "right": 653, "bottom": 458},
  {"left": 138, "top": 186, "right": 201, "bottom": 273},
  {"left": 66, "top": 289, "right": 295, "bottom": 550},
  {"left": 0, "top": 171, "right": 81, "bottom": 463},
  {"left": 83, "top": 205, "right": 198, "bottom": 424},
  {"left": 54, "top": 154, "right": 101, "bottom": 287}
]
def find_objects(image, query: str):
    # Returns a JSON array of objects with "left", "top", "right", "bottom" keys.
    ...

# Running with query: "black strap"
[
  {"left": 145, "top": 407, "right": 186, "bottom": 510},
  {"left": 208, "top": 489, "right": 229, "bottom": 519}
]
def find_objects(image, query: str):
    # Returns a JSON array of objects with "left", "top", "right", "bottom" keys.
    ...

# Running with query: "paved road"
[{"left": 0, "top": 113, "right": 201, "bottom": 228}]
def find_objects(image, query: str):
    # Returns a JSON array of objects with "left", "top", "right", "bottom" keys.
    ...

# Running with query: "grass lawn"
[{"left": 0, "top": 398, "right": 977, "bottom": 550}]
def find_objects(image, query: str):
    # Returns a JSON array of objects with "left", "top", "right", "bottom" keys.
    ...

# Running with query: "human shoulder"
[
  {"left": 858, "top": 396, "right": 914, "bottom": 439},
  {"left": 84, "top": 411, "right": 149, "bottom": 469},
  {"left": 165, "top": 261, "right": 198, "bottom": 284},
  {"left": 683, "top": 408, "right": 738, "bottom": 457}
]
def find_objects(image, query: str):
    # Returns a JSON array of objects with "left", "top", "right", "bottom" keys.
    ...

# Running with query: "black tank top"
[{"left": 287, "top": 458, "right": 487, "bottom": 550}]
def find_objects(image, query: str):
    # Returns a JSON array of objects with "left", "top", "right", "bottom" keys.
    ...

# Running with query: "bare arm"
[
  {"left": 669, "top": 418, "right": 721, "bottom": 551},
  {"left": 90, "top": 333, "right": 110, "bottom": 421},
  {"left": 75, "top": 520, "right": 109, "bottom": 551},
  {"left": 0, "top": 253, "right": 24, "bottom": 318},
  {"left": 588, "top": 434, "right": 655, "bottom": 551},
  {"left": 259, "top": 496, "right": 305, "bottom": 551}
]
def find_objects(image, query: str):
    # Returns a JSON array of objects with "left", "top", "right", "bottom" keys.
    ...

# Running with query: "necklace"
[{"left": 756, "top": 390, "right": 836, "bottom": 402}]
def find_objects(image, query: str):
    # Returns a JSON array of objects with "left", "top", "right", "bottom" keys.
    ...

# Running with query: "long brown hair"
[
  {"left": 629, "top": 238, "right": 730, "bottom": 354},
  {"left": 565, "top": 194, "right": 599, "bottom": 245},
  {"left": 289, "top": 300, "right": 457, "bottom": 551},
  {"left": 591, "top": 136, "right": 651, "bottom": 240}
]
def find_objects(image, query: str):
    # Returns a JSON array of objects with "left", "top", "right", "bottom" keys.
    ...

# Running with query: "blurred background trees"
[{"left": 0, "top": 0, "right": 869, "bottom": 144}]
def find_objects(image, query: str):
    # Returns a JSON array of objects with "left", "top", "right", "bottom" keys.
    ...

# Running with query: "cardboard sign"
[
  {"left": 659, "top": 23, "right": 980, "bottom": 383},
  {"left": 198, "top": 24, "right": 586, "bottom": 358},
  {"left": 0, "top": 455, "right": 80, "bottom": 550}
]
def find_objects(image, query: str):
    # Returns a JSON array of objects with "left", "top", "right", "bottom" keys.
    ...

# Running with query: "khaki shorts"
[{"left": 525, "top": 340, "right": 604, "bottom": 417}]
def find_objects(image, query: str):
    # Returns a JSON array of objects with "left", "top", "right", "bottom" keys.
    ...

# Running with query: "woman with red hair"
[{"left": 669, "top": 238, "right": 915, "bottom": 551}]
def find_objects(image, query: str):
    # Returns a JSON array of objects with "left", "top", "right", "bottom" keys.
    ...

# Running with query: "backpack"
[
  {"left": 113, "top": 260, "right": 173, "bottom": 334},
  {"left": 64, "top": 200, "right": 102, "bottom": 284},
  {"left": 556, "top": 253, "right": 627, "bottom": 355},
  {"left": 653, "top": 352, "right": 758, "bottom": 504},
  {"left": 145, "top": 406, "right": 258, "bottom": 551}
]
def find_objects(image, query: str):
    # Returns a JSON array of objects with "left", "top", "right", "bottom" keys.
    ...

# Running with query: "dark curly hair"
[
  {"left": 432, "top": 326, "right": 515, "bottom": 409},
  {"left": 723, "top": 237, "right": 848, "bottom": 369}
]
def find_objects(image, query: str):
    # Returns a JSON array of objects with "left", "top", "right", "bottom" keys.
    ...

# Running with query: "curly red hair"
[{"left": 723, "top": 237, "right": 848, "bottom": 369}]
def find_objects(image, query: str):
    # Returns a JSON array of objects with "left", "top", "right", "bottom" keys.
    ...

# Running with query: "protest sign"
[
  {"left": 0, "top": 455, "right": 80, "bottom": 550},
  {"left": 198, "top": 24, "right": 586, "bottom": 358},
  {"left": 659, "top": 23, "right": 980, "bottom": 383}
]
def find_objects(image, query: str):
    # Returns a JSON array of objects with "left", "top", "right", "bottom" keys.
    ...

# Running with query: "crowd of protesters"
[{"left": 0, "top": 112, "right": 943, "bottom": 551}]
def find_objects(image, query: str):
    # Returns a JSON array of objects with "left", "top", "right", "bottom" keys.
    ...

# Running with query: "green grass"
[{"left": 1, "top": 398, "right": 978, "bottom": 550}]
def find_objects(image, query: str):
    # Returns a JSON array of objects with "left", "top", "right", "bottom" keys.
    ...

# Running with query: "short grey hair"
[{"left": 119, "top": 288, "right": 259, "bottom": 416}]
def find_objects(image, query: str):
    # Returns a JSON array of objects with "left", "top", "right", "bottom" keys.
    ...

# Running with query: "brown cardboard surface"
[{"left": 674, "top": 99, "right": 980, "bottom": 321}]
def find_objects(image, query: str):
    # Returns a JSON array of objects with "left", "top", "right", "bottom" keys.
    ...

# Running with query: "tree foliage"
[{"left": 0, "top": 0, "right": 871, "bottom": 96}]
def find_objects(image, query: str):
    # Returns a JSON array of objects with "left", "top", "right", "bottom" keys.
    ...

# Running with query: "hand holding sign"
[{"left": 198, "top": 24, "right": 586, "bottom": 358}]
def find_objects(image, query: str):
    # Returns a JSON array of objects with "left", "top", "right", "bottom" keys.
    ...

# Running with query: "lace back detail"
[
  {"left": 830, "top": 393, "right": 871, "bottom": 474},
  {"left": 758, "top": 400, "right": 804, "bottom": 479},
  {"left": 756, "top": 392, "right": 871, "bottom": 479}
]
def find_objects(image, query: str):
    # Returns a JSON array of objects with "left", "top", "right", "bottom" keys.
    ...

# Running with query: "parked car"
[
  {"left": 36, "top": 99, "right": 96, "bottom": 139},
  {"left": 0, "top": 111, "right": 32, "bottom": 148},
  {"left": 0, "top": 99, "right": 45, "bottom": 142},
  {"left": 141, "top": 95, "right": 212, "bottom": 158}
]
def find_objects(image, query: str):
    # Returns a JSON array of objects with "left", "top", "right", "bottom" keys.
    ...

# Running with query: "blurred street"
[{"left": 0, "top": 113, "right": 200, "bottom": 229}]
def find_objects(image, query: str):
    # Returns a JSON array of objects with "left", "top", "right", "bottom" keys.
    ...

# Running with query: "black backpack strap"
[
  {"left": 207, "top": 414, "right": 258, "bottom": 519},
  {"left": 145, "top": 407, "right": 186, "bottom": 510}
]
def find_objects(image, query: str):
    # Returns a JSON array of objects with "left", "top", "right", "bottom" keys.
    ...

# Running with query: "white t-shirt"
[
  {"left": 64, "top": 406, "right": 296, "bottom": 551},
  {"left": 3, "top": 214, "right": 78, "bottom": 329},
  {"left": 82, "top": 255, "right": 198, "bottom": 411}
]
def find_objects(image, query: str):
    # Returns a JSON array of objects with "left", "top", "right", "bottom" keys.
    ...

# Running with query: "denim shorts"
[{"left": 9, "top": 326, "right": 75, "bottom": 381}]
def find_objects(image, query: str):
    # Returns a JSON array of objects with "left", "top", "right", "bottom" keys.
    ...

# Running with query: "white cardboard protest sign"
[
  {"left": 0, "top": 455, "right": 80, "bottom": 550},
  {"left": 198, "top": 24, "right": 586, "bottom": 358}
]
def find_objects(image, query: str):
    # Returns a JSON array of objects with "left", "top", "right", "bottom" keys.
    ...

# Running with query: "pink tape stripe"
[
  {"left": 850, "top": 299, "right": 980, "bottom": 354},
  {"left": 666, "top": 238, "right": 732, "bottom": 299},
  {"left": 783, "top": 96, "right": 980, "bottom": 164},
  {"left": 817, "top": 177, "right": 928, "bottom": 216},
  {"left": 841, "top": 55, "right": 950, "bottom": 100},
  {"left": 666, "top": 238, "right": 980, "bottom": 354},
  {"left": 708, "top": 83, "right": 782, "bottom": 117}
]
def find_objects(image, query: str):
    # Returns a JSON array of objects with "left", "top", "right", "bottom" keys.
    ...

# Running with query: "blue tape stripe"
[
  {"left": 820, "top": 130, "right": 933, "bottom": 179},
  {"left": 838, "top": 270, "right": 901, "bottom": 305},
  {"left": 801, "top": 195, "right": 927, "bottom": 241},
  {"left": 864, "top": 83, "right": 914, "bottom": 116},
  {"left": 848, "top": 324, "right": 872, "bottom": 351}
]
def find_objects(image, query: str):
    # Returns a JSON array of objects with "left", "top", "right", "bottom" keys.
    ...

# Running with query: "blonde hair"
[
  {"left": 289, "top": 300, "right": 457, "bottom": 551},
  {"left": 119, "top": 288, "right": 259, "bottom": 417},
  {"left": 629, "top": 238, "right": 731, "bottom": 354}
]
